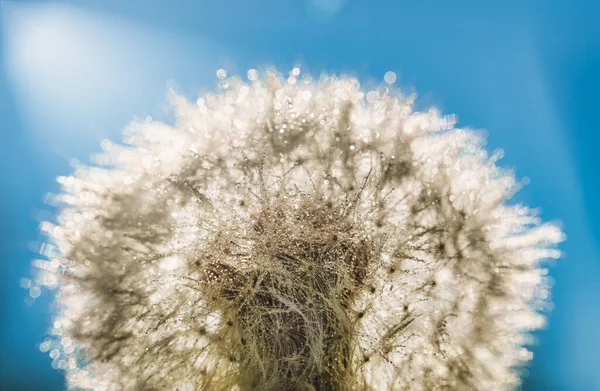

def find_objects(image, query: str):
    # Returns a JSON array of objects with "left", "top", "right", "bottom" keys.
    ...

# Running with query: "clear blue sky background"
[{"left": 1, "top": 1, "right": 599, "bottom": 389}]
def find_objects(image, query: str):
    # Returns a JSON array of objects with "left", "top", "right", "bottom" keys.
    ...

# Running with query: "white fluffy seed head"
[{"left": 35, "top": 69, "right": 563, "bottom": 390}]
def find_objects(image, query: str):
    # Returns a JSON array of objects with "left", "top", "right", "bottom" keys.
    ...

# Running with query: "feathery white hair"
[{"left": 36, "top": 68, "right": 563, "bottom": 390}]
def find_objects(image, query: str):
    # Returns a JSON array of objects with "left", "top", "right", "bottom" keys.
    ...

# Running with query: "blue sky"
[{"left": 1, "top": 1, "right": 599, "bottom": 389}]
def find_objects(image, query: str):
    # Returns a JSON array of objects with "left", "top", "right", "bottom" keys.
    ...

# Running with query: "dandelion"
[{"left": 36, "top": 68, "right": 563, "bottom": 390}]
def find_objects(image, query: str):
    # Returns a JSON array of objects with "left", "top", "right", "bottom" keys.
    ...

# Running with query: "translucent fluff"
[{"left": 36, "top": 69, "right": 563, "bottom": 391}]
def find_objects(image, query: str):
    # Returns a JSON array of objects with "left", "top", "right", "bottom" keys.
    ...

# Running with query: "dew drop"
[
  {"left": 216, "top": 69, "right": 227, "bottom": 80},
  {"left": 384, "top": 71, "right": 397, "bottom": 84}
]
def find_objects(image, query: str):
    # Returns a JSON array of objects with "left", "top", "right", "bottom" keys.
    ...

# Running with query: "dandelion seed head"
[{"left": 34, "top": 68, "right": 562, "bottom": 390}]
